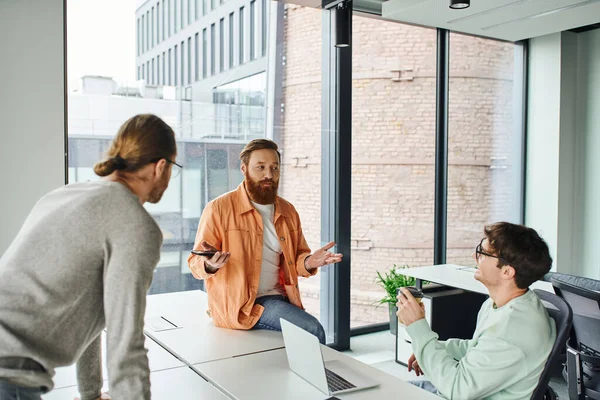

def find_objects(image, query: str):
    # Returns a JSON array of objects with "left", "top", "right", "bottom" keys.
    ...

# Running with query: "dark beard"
[
  {"left": 147, "top": 171, "right": 170, "bottom": 204},
  {"left": 245, "top": 174, "right": 279, "bottom": 205}
]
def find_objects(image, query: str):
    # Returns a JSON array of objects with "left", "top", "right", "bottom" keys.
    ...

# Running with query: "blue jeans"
[
  {"left": 0, "top": 380, "right": 42, "bottom": 400},
  {"left": 410, "top": 380, "right": 441, "bottom": 396},
  {"left": 253, "top": 295, "right": 326, "bottom": 344}
]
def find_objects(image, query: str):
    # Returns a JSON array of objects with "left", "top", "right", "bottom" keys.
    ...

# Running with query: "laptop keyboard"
[{"left": 325, "top": 368, "right": 356, "bottom": 392}]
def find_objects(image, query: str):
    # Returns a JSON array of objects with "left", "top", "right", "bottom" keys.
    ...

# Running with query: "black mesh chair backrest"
[
  {"left": 530, "top": 289, "right": 573, "bottom": 400},
  {"left": 551, "top": 275, "right": 600, "bottom": 357}
]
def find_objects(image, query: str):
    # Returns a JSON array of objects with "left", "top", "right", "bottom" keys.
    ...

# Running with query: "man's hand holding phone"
[{"left": 194, "top": 240, "right": 230, "bottom": 274}]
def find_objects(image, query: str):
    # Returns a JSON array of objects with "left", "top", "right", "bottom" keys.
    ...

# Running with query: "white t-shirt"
[{"left": 251, "top": 201, "right": 284, "bottom": 297}]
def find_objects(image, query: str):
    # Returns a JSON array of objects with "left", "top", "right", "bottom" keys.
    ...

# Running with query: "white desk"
[
  {"left": 144, "top": 290, "right": 284, "bottom": 365},
  {"left": 43, "top": 366, "right": 228, "bottom": 400},
  {"left": 398, "top": 264, "right": 554, "bottom": 294},
  {"left": 52, "top": 333, "right": 184, "bottom": 389},
  {"left": 193, "top": 346, "right": 439, "bottom": 400}
]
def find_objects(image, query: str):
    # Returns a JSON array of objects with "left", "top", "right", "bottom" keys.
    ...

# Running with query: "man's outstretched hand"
[{"left": 305, "top": 241, "right": 343, "bottom": 271}]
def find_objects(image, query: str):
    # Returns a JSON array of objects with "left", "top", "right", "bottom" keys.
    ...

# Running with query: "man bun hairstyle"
[{"left": 94, "top": 114, "right": 176, "bottom": 177}]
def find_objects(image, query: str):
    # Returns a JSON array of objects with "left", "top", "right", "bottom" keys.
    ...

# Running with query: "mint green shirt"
[{"left": 407, "top": 290, "right": 556, "bottom": 400}]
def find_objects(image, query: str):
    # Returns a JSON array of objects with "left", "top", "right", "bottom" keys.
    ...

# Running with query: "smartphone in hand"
[{"left": 191, "top": 250, "right": 217, "bottom": 257}]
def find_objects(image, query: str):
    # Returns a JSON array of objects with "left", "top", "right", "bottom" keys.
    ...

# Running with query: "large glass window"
[
  {"left": 350, "top": 17, "right": 436, "bottom": 329},
  {"left": 229, "top": 12, "right": 234, "bottom": 68},
  {"left": 202, "top": 28, "right": 207, "bottom": 78},
  {"left": 446, "top": 34, "right": 524, "bottom": 266},
  {"left": 194, "top": 33, "right": 199, "bottom": 81},
  {"left": 210, "top": 23, "right": 215, "bottom": 75},
  {"left": 219, "top": 18, "right": 224, "bottom": 72}
]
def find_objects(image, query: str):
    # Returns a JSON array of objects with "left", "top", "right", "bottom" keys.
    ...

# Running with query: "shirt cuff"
[{"left": 406, "top": 318, "right": 437, "bottom": 348}]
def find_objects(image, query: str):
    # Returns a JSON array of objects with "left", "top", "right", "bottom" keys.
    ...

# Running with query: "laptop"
[{"left": 280, "top": 318, "right": 380, "bottom": 396}]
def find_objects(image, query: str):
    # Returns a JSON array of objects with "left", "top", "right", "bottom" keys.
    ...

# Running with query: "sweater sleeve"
[
  {"left": 76, "top": 335, "right": 103, "bottom": 400},
  {"left": 102, "top": 222, "right": 162, "bottom": 400},
  {"left": 407, "top": 319, "right": 527, "bottom": 400},
  {"left": 442, "top": 338, "right": 471, "bottom": 361}
]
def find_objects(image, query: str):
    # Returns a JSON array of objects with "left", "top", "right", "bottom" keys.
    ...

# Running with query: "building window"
[
  {"left": 261, "top": 0, "right": 266, "bottom": 57},
  {"left": 202, "top": 28, "right": 207, "bottom": 79},
  {"left": 194, "top": 33, "right": 199, "bottom": 81},
  {"left": 187, "top": 37, "right": 192, "bottom": 84},
  {"left": 210, "top": 23, "right": 215, "bottom": 75},
  {"left": 180, "top": 0, "right": 184, "bottom": 29},
  {"left": 141, "top": 15, "right": 145, "bottom": 53},
  {"left": 174, "top": 0, "right": 178, "bottom": 33},
  {"left": 229, "top": 13, "right": 234, "bottom": 68},
  {"left": 168, "top": 0, "right": 171, "bottom": 37},
  {"left": 162, "top": 51, "right": 166, "bottom": 84},
  {"left": 151, "top": 58, "right": 155, "bottom": 85},
  {"left": 168, "top": 48, "right": 172, "bottom": 85},
  {"left": 174, "top": 44, "right": 178, "bottom": 86},
  {"left": 138, "top": 66, "right": 141, "bottom": 80},
  {"left": 137, "top": 18, "right": 141, "bottom": 56},
  {"left": 194, "top": 0, "right": 199, "bottom": 20},
  {"left": 157, "top": 55, "right": 161, "bottom": 85},
  {"left": 203, "top": 0, "right": 207, "bottom": 16},
  {"left": 219, "top": 18, "right": 224, "bottom": 72},
  {"left": 239, "top": 6, "right": 244, "bottom": 65},
  {"left": 181, "top": 40, "right": 185, "bottom": 85},
  {"left": 151, "top": 7, "right": 155, "bottom": 48},
  {"left": 146, "top": 62, "right": 150, "bottom": 82},
  {"left": 146, "top": 11, "right": 150, "bottom": 51},
  {"left": 162, "top": 1, "right": 166, "bottom": 41},
  {"left": 211, "top": 0, "right": 215, "bottom": 11},
  {"left": 157, "top": 2, "right": 160, "bottom": 44},
  {"left": 250, "top": 1, "right": 255, "bottom": 60}
]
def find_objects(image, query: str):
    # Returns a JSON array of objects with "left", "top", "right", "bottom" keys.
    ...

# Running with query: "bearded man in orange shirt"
[{"left": 188, "top": 139, "right": 342, "bottom": 344}]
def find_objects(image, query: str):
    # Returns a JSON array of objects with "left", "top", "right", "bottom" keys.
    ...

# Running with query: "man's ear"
[
  {"left": 503, "top": 265, "right": 516, "bottom": 280},
  {"left": 240, "top": 162, "right": 247, "bottom": 175},
  {"left": 154, "top": 158, "right": 167, "bottom": 178}
]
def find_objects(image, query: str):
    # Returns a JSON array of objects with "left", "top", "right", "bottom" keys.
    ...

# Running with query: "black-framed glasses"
[
  {"left": 475, "top": 238, "right": 509, "bottom": 264},
  {"left": 165, "top": 158, "right": 183, "bottom": 179}
]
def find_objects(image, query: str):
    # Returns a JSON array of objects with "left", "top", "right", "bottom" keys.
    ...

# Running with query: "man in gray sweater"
[{"left": 0, "top": 114, "right": 179, "bottom": 400}]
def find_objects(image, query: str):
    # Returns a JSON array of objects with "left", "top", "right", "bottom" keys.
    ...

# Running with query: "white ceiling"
[{"left": 381, "top": 0, "right": 600, "bottom": 42}]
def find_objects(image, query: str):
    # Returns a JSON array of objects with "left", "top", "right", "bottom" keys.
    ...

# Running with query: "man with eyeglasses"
[{"left": 397, "top": 222, "right": 556, "bottom": 400}]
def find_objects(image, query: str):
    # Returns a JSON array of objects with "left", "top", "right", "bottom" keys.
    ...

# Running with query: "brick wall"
[{"left": 279, "top": 6, "right": 519, "bottom": 326}]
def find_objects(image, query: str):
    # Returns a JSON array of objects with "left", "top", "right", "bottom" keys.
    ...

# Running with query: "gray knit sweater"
[{"left": 0, "top": 181, "right": 162, "bottom": 399}]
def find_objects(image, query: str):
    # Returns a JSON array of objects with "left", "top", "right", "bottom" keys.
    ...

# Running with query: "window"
[
  {"left": 250, "top": 1, "right": 255, "bottom": 60},
  {"left": 261, "top": 0, "right": 266, "bottom": 57},
  {"left": 162, "top": 1, "right": 166, "bottom": 41},
  {"left": 210, "top": 23, "right": 215, "bottom": 75},
  {"left": 141, "top": 15, "right": 145, "bottom": 53},
  {"left": 181, "top": 40, "right": 185, "bottom": 85},
  {"left": 219, "top": 18, "right": 224, "bottom": 72},
  {"left": 180, "top": 0, "right": 184, "bottom": 29},
  {"left": 194, "top": 0, "right": 198, "bottom": 20},
  {"left": 157, "top": 2, "right": 160, "bottom": 44},
  {"left": 202, "top": 28, "right": 207, "bottom": 79},
  {"left": 446, "top": 33, "right": 525, "bottom": 265},
  {"left": 239, "top": 6, "right": 244, "bottom": 65},
  {"left": 146, "top": 11, "right": 150, "bottom": 51},
  {"left": 188, "top": 0, "right": 192, "bottom": 25},
  {"left": 350, "top": 18, "right": 437, "bottom": 328},
  {"left": 174, "top": 0, "right": 178, "bottom": 33},
  {"left": 137, "top": 18, "right": 141, "bottom": 56},
  {"left": 157, "top": 55, "right": 161, "bottom": 85},
  {"left": 138, "top": 66, "right": 141, "bottom": 80},
  {"left": 187, "top": 37, "right": 192, "bottom": 84},
  {"left": 168, "top": 48, "right": 172, "bottom": 85},
  {"left": 151, "top": 58, "right": 155, "bottom": 85},
  {"left": 174, "top": 44, "right": 178, "bottom": 86},
  {"left": 168, "top": 0, "right": 171, "bottom": 37},
  {"left": 194, "top": 33, "right": 199, "bottom": 81},
  {"left": 151, "top": 7, "right": 155, "bottom": 48},
  {"left": 229, "top": 12, "right": 234, "bottom": 68},
  {"left": 162, "top": 51, "right": 166, "bottom": 85},
  {"left": 203, "top": 0, "right": 207, "bottom": 16},
  {"left": 211, "top": 0, "right": 215, "bottom": 11}
]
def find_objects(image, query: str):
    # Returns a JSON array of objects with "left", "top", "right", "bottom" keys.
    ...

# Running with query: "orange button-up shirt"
[{"left": 187, "top": 183, "right": 316, "bottom": 329}]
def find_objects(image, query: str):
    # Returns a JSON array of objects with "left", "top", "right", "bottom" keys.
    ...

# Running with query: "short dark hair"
[
  {"left": 484, "top": 222, "right": 552, "bottom": 289},
  {"left": 239, "top": 139, "right": 281, "bottom": 165}
]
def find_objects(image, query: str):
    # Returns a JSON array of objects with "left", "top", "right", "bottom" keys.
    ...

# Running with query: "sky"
[{"left": 67, "top": 0, "right": 144, "bottom": 92}]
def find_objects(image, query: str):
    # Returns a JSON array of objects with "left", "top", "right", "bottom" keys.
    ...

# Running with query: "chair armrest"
[{"left": 567, "top": 346, "right": 585, "bottom": 400}]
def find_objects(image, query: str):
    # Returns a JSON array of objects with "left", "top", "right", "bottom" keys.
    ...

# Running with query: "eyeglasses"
[
  {"left": 165, "top": 158, "right": 183, "bottom": 179},
  {"left": 475, "top": 238, "right": 509, "bottom": 264}
]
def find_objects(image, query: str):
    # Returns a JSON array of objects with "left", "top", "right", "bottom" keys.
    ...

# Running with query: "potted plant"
[{"left": 375, "top": 264, "right": 416, "bottom": 335}]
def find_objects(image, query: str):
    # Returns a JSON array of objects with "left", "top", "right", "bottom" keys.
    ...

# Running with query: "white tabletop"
[
  {"left": 398, "top": 264, "right": 554, "bottom": 294},
  {"left": 43, "top": 366, "right": 228, "bottom": 400},
  {"left": 145, "top": 290, "right": 284, "bottom": 365},
  {"left": 193, "top": 346, "right": 439, "bottom": 400},
  {"left": 52, "top": 333, "right": 184, "bottom": 389}
]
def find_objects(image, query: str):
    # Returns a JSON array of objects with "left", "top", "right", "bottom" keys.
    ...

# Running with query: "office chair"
[
  {"left": 552, "top": 274, "right": 600, "bottom": 400},
  {"left": 530, "top": 289, "right": 573, "bottom": 400}
]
